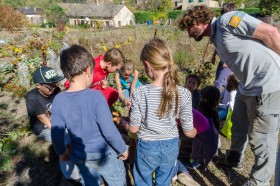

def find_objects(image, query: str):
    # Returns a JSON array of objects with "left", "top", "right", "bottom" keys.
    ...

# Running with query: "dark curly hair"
[
  {"left": 179, "top": 5, "right": 215, "bottom": 30},
  {"left": 226, "top": 74, "right": 239, "bottom": 92}
]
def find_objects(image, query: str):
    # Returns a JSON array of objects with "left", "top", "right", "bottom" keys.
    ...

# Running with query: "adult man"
[{"left": 179, "top": 5, "right": 280, "bottom": 186}]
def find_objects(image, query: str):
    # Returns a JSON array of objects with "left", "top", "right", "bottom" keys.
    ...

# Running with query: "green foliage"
[
  {"left": 134, "top": 11, "right": 169, "bottom": 23},
  {"left": 183, "top": 61, "right": 216, "bottom": 88},
  {"left": 144, "top": 0, "right": 173, "bottom": 12},
  {"left": 2, "top": 0, "right": 25, "bottom": 8},
  {"left": 0, "top": 127, "right": 30, "bottom": 173},
  {"left": 223, "top": 0, "right": 245, "bottom": 8},
  {"left": 211, "top": 7, "right": 261, "bottom": 16},
  {"left": 45, "top": 4, "right": 68, "bottom": 27},
  {"left": 168, "top": 10, "right": 183, "bottom": 19},
  {"left": 135, "top": 11, "right": 156, "bottom": 23},
  {"left": 242, "top": 8, "right": 261, "bottom": 15},
  {"left": 259, "top": 0, "right": 280, "bottom": 16}
]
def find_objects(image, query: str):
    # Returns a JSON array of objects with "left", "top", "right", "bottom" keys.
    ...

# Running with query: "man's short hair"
[
  {"left": 60, "top": 45, "right": 94, "bottom": 81},
  {"left": 179, "top": 5, "right": 214, "bottom": 30}
]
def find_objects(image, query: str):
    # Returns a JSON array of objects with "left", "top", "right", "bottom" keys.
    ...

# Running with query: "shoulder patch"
[{"left": 229, "top": 12, "right": 246, "bottom": 27}]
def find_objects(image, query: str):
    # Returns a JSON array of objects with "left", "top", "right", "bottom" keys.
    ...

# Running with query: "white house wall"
[
  {"left": 113, "top": 6, "right": 135, "bottom": 27},
  {"left": 26, "top": 15, "right": 45, "bottom": 24}
]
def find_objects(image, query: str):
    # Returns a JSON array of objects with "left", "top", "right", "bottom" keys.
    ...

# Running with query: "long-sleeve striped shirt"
[{"left": 130, "top": 84, "right": 193, "bottom": 140}]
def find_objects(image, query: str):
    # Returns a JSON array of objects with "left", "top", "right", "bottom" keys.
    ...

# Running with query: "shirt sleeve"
[
  {"left": 178, "top": 87, "right": 194, "bottom": 132},
  {"left": 225, "top": 11, "right": 262, "bottom": 37},
  {"left": 95, "top": 92, "right": 127, "bottom": 154},
  {"left": 130, "top": 86, "right": 142, "bottom": 127},
  {"left": 51, "top": 96, "right": 66, "bottom": 156},
  {"left": 25, "top": 93, "right": 46, "bottom": 116}
]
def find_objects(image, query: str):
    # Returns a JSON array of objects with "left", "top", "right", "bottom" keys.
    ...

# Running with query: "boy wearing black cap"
[
  {"left": 26, "top": 66, "right": 64, "bottom": 141},
  {"left": 26, "top": 66, "right": 82, "bottom": 185}
]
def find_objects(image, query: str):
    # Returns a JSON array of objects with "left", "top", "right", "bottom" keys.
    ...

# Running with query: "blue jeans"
[
  {"left": 133, "top": 138, "right": 179, "bottom": 186},
  {"left": 37, "top": 129, "right": 80, "bottom": 180},
  {"left": 37, "top": 128, "right": 52, "bottom": 142},
  {"left": 172, "top": 159, "right": 189, "bottom": 178},
  {"left": 71, "top": 147, "right": 126, "bottom": 186},
  {"left": 123, "top": 89, "right": 130, "bottom": 99}
]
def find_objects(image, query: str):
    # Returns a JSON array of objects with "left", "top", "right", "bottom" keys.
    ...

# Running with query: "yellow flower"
[
  {"left": 65, "top": 26, "right": 70, "bottom": 33},
  {"left": 115, "top": 44, "right": 121, "bottom": 48},
  {"left": 17, "top": 48, "right": 23, "bottom": 54},
  {"left": 102, "top": 45, "right": 108, "bottom": 51}
]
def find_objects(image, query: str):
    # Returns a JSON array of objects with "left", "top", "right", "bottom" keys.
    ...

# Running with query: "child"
[
  {"left": 185, "top": 108, "right": 219, "bottom": 170},
  {"left": 185, "top": 74, "right": 201, "bottom": 109},
  {"left": 25, "top": 66, "right": 81, "bottom": 185},
  {"left": 185, "top": 86, "right": 220, "bottom": 169},
  {"left": 26, "top": 66, "right": 64, "bottom": 142},
  {"left": 128, "top": 38, "right": 197, "bottom": 186},
  {"left": 65, "top": 48, "right": 125, "bottom": 107},
  {"left": 115, "top": 58, "right": 141, "bottom": 105},
  {"left": 51, "top": 45, "right": 128, "bottom": 186},
  {"left": 218, "top": 74, "right": 239, "bottom": 120},
  {"left": 198, "top": 86, "right": 221, "bottom": 131}
]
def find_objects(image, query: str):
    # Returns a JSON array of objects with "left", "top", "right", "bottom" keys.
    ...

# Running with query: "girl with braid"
[{"left": 126, "top": 38, "right": 197, "bottom": 185}]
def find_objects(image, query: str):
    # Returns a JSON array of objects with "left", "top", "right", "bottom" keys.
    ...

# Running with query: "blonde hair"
[
  {"left": 121, "top": 58, "right": 134, "bottom": 72},
  {"left": 140, "top": 38, "right": 180, "bottom": 119}
]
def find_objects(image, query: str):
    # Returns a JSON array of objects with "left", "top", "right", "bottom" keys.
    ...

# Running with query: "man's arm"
[
  {"left": 37, "top": 114, "right": 51, "bottom": 128},
  {"left": 253, "top": 22, "right": 280, "bottom": 55}
]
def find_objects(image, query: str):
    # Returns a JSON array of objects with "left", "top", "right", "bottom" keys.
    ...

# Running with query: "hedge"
[
  {"left": 134, "top": 8, "right": 261, "bottom": 24},
  {"left": 211, "top": 7, "right": 261, "bottom": 16}
]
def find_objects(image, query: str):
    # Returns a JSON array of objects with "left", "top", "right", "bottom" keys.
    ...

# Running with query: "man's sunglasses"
[{"left": 42, "top": 83, "right": 57, "bottom": 91}]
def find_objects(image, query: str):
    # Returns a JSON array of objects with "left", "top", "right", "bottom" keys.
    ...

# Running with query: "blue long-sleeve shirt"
[{"left": 51, "top": 88, "right": 126, "bottom": 157}]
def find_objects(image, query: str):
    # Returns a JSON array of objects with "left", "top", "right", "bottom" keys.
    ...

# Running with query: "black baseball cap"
[{"left": 33, "top": 66, "right": 64, "bottom": 84}]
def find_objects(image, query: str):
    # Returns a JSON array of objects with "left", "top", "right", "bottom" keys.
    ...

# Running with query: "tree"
[
  {"left": 45, "top": 4, "right": 68, "bottom": 27},
  {"left": 143, "top": 0, "right": 173, "bottom": 12},
  {"left": 221, "top": 0, "right": 246, "bottom": 8},
  {"left": 0, "top": 4, "right": 26, "bottom": 30},
  {"left": 244, "top": 0, "right": 260, "bottom": 8},
  {"left": 259, "top": 0, "right": 280, "bottom": 16},
  {"left": 2, "top": 0, "right": 25, "bottom": 8}
]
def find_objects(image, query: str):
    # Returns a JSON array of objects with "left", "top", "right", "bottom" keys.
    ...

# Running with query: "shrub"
[
  {"left": 0, "top": 4, "right": 26, "bottom": 31},
  {"left": 168, "top": 10, "right": 183, "bottom": 19},
  {"left": 259, "top": 0, "right": 280, "bottom": 16},
  {"left": 134, "top": 11, "right": 168, "bottom": 24},
  {"left": 211, "top": 7, "right": 261, "bottom": 16},
  {"left": 134, "top": 11, "right": 156, "bottom": 24}
]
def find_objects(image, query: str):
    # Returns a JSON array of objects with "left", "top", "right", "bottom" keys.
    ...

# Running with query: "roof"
[
  {"left": 18, "top": 7, "right": 45, "bottom": 15},
  {"left": 58, "top": 3, "right": 126, "bottom": 18}
]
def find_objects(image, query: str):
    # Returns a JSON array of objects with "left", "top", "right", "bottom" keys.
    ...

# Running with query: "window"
[
  {"left": 118, "top": 21, "right": 121, "bottom": 27},
  {"left": 199, "top": 0, "right": 204, "bottom": 2},
  {"left": 130, "top": 20, "right": 133, "bottom": 25},
  {"left": 189, "top": 0, "right": 193, "bottom": 2}
]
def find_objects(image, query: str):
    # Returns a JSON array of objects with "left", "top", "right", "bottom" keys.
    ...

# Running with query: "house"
[
  {"left": 182, "top": 0, "right": 219, "bottom": 10},
  {"left": 17, "top": 7, "right": 47, "bottom": 25},
  {"left": 58, "top": 3, "right": 135, "bottom": 28}
]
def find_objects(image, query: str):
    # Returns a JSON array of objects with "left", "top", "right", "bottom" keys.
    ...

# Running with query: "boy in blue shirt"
[{"left": 51, "top": 44, "right": 128, "bottom": 186}]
